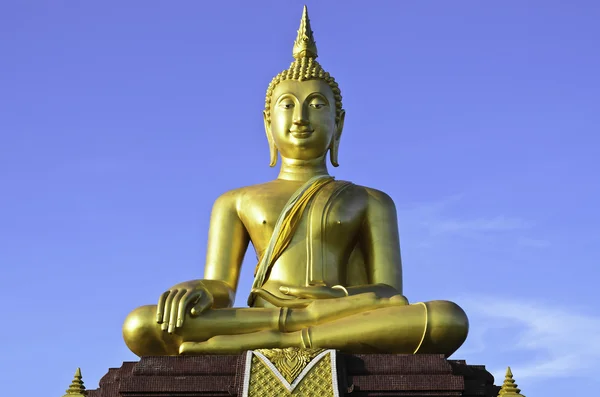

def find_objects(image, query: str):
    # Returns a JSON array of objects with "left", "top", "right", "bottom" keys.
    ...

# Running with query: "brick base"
[{"left": 87, "top": 354, "right": 500, "bottom": 397}]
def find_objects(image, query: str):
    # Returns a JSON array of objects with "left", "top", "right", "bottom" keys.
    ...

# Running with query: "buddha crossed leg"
[{"left": 124, "top": 293, "right": 468, "bottom": 356}]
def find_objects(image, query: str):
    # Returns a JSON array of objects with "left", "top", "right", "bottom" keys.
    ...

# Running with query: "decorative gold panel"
[{"left": 242, "top": 348, "right": 338, "bottom": 396}]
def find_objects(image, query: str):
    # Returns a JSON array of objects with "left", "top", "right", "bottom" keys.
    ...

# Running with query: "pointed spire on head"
[
  {"left": 292, "top": 5, "right": 318, "bottom": 60},
  {"left": 498, "top": 366, "right": 525, "bottom": 396},
  {"left": 265, "top": 5, "right": 343, "bottom": 135},
  {"left": 62, "top": 367, "right": 87, "bottom": 396}
]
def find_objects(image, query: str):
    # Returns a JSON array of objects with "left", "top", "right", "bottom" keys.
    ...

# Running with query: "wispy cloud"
[
  {"left": 398, "top": 195, "right": 535, "bottom": 243},
  {"left": 398, "top": 196, "right": 593, "bottom": 385},
  {"left": 461, "top": 296, "right": 600, "bottom": 381},
  {"left": 424, "top": 216, "right": 531, "bottom": 236}
]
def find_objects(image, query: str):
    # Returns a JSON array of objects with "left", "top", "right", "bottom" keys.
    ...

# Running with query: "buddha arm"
[
  {"left": 202, "top": 191, "right": 250, "bottom": 308},
  {"left": 350, "top": 188, "right": 403, "bottom": 298}
]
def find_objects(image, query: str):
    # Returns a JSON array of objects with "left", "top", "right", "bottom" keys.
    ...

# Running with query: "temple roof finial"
[
  {"left": 292, "top": 5, "right": 318, "bottom": 60},
  {"left": 498, "top": 366, "right": 525, "bottom": 396},
  {"left": 62, "top": 368, "right": 87, "bottom": 396}
]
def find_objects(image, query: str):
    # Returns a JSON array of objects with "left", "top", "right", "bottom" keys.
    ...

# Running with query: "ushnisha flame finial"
[
  {"left": 292, "top": 5, "right": 318, "bottom": 60},
  {"left": 263, "top": 4, "right": 344, "bottom": 166}
]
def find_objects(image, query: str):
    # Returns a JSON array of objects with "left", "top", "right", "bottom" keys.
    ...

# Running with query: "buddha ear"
[
  {"left": 263, "top": 110, "right": 278, "bottom": 167},
  {"left": 329, "top": 110, "right": 345, "bottom": 167}
]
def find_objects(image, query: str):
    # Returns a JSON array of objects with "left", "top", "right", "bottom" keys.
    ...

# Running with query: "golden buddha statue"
[{"left": 122, "top": 6, "right": 469, "bottom": 357}]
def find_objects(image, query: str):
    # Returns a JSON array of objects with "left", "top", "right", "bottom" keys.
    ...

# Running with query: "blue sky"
[{"left": 1, "top": 1, "right": 599, "bottom": 396}]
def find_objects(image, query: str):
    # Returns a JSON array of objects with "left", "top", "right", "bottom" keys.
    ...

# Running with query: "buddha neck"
[{"left": 277, "top": 155, "right": 330, "bottom": 182}]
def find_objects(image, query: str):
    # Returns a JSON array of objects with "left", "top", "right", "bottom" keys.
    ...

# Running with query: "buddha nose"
[
  {"left": 293, "top": 105, "right": 309, "bottom": 125},
  {"left": 293, "top": 118, "right": 309, "bottom": 126}
]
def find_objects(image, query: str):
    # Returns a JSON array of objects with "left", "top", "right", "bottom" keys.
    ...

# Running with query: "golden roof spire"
[
  {"left": 292, "top": 5, "right": 318, "bottom": 59},
  {"left": 498, "top": 367, "right": 525, "bottom": 396},
  {"left": 62, "top": 368, "right": 87, "bottom": 396}
]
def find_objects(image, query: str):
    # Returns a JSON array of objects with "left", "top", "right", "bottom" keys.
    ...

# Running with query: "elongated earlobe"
[
  {"left": 263, "top": 111, "right": 278, "bottom": 167},
  {"left": 268, "top": 139, "right": 278, "bottom": 167},
  {"left": 329, "top": 110, "right": 345, "bottom": 167},
  {"left": 329, "top": 139, "right": 340, "bottom": 167}
]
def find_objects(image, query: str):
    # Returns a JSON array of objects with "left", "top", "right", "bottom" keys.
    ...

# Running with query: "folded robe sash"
[{"left": 248, "top": 175, "right": 334, "bottom": 306}]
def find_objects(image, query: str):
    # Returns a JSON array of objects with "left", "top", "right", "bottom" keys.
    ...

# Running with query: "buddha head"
[{"left": 264, "top": 6, "right": 345, "bottom": 167}]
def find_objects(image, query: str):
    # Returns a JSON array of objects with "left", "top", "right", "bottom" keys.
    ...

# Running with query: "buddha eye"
[
  {"left": 279, "top": 102, "right": 294, "bottom": 109},
  {"left": 309, "top": 101, "right": 326, "bottom": 109}
]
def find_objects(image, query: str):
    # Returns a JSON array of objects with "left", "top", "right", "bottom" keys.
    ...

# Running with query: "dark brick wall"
[{"left": 87, "top": 353, "right": 501, "bottom": 397}]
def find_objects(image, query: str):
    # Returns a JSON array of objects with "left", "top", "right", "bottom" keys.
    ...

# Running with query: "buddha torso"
[{"left": 231, "top": 179, "right": 372, "bottom": 304}]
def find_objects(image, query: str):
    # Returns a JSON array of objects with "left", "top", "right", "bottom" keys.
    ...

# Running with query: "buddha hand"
[
  {"left": 156, "top": 280, "right": 214, "bottom": 334},
  {"left": 251, "top": 285, "right": 347, "bottom": 308},
  {"left": 279, "top": 285, "right": 348, "bottom": 299}
]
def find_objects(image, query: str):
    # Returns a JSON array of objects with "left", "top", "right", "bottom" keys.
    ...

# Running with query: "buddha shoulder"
[
  {"left": 209, "top": 182, "right": 397, "bottom": 215},
  {"left": 209, "top": 180, "right": 297, "bottom": 213},
  {"left": 356, "top": 185, "right": 398, "bottom": 214},
  {"left": 324, "top": 183, "right": 396, "bottom": 208}
]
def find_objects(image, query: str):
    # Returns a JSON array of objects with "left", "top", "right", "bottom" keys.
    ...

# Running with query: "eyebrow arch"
[
  {"left": 275, "top": 94, "right": 297, "bottom": 105},
  {"left": 307, "top": 92, "right": 329, "bottom": 104}
]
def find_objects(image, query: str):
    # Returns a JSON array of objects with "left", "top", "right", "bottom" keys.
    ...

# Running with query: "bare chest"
[{"left": 239, "top": 184, "right": 367, "bottom": 256}]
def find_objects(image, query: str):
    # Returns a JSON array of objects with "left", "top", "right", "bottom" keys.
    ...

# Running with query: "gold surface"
[
  {"left": 122, "top": 5, "right": 469, "bottom": 357},
  {"left": 62, "top": 368, "right": 87, "bottom": 397},
  {"left": 255, "top": 347, "right": 325, "bottom": 384},
  {"left": 498, "top": 367, "right": 526, "bottom": 396},
  {"left": 247, "top": 350, "right": 335, "bottom": 396}
]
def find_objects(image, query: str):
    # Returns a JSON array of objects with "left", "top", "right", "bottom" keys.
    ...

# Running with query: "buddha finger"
[
  {"left": 252, "top": 288, "right": 289, "bottom": 305},
  {"left": 280, "top": 285, "right": 341, "bottom": 299},
  {"left": 190, "top": 291, "right": 214, "bottom": 316},
  {"left": 156, "top": 290, "right": 170, "bottom": 324},
  {"left": 161, "top": 290, "right": 177, "bottom": 332},
  {"left": 253, "top": 288, "right": 311, "bottom": 308},
  {"left": 279, "top": 286, "right": 315, "bottom": 298},
  {"left": 168, "top": 289, "right": 187, "bottom": 334},
  {"left": 176, "top": 289, "right": 195, "bottom": 327}
]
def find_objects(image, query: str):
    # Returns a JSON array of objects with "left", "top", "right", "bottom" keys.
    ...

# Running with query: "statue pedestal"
[{"left": 87, "top": 353, "right": 500, "bottom": 397}]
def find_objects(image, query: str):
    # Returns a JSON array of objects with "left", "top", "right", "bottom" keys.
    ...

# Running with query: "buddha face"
[{"left": 264, "top": 79, "right": 344, "bottom": 163}]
